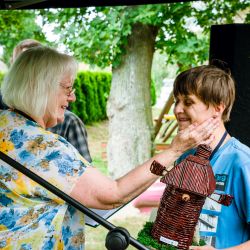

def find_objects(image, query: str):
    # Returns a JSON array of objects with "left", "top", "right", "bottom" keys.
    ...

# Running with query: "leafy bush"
[
  {"left": 0, "top": 72, "right": 5, "bottom": 86},
  {"left": 71, "top": 71, "right": 112, "bottom": 124},
  {"left": 151, "top": 79, "right": 156, "bottom": 106},
  {"left": 71, "top": 73, "right": 88, "bottom": 122}
]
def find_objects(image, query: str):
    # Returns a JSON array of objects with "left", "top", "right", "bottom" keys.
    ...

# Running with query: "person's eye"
[
  {"left": 184, "top": 100, "right": 193, "bottom": 106},
  {"left": 174, "top": 99, "right": 179, "bottom": 104}
]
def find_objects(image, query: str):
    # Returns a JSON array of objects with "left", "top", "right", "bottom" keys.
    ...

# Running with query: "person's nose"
[
  {"left": 174, "top": 101, "right": 184, "bottom": 115},
  {"left": 67, "top": 90, "right": 76, "bottom": 102}
]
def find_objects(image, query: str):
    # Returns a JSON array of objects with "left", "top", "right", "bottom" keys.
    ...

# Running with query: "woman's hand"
[{"left": 170, "top": 117, "right": 219, "bottom": 155}]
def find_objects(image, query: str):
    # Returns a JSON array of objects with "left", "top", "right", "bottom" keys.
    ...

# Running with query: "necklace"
[
  {"left": 209, "top": 130, "right": 228, "bottom": 160},
  {"left": 12, "top": 109, "right": 36, "bottom": 123}
]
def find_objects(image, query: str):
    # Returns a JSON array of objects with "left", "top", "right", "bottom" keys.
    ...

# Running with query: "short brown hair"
[
  {"left": 173, "top": 65, "right": 235, "bottom": 122},
  {"left": 11, "top": 39, "right": 42, "bottom": 63}
]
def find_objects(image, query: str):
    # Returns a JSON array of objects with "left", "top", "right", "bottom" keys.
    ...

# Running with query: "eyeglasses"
[{"left": 60, "top": 83, "right": 75, "bottom": 97}]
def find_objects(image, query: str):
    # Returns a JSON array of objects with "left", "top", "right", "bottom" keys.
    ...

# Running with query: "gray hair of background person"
[
  {"left": 11, "top": 39, "right": 42, "bottom": 64},
  {"left": 1, "top": 46, "right": 78, "bottom": 118}
]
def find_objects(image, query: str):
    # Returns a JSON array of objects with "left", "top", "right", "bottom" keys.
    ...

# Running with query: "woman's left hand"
[{"left": 169, "top": 117, "right": 219, "bottom": 154}]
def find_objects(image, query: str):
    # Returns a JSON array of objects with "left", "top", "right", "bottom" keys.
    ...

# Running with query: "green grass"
[
  {"left": 92, "top": 156, "right": 108, "bottom": 175},
  {"left": 85, "top": 213, "right": 149, "bottom": 250}
]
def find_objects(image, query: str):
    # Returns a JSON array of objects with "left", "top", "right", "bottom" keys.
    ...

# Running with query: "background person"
[
  {"left": 0, "top": 46, "right": 218, "bottom": 249},
  {"left": 171, "top": 64, "right": 250, "bottom": 250}
]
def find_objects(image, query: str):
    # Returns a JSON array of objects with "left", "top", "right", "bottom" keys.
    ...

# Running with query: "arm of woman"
[{"left": 70, "top": 117, "right": 219, "bottom": 209}]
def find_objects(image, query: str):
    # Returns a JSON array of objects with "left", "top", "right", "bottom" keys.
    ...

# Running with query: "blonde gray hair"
[{"left": 1, "top": 46, "right": 78, "bottom": 118}]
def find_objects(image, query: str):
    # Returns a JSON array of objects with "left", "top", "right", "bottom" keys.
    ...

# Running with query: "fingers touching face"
[{"left": 177, "top": 117, "right": 219, "bottom": 148}]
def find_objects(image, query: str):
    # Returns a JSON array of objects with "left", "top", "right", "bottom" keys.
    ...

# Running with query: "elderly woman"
[{"left": 0, "top": 46, "right": 218, "bottom": 249}]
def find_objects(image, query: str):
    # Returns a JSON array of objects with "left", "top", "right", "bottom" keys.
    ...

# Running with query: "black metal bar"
[
  {"left": 1, "top": 0, "right": 200, "bottom": 10},
  {"left": 3, "top": 0, "right": 47, "bottom": 9},
  {"left": 0, "top": 151, "right": 148, "bottom": 250}
]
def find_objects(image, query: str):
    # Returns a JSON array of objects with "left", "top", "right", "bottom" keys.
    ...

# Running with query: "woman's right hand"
[{"left": 169, "top": 117, "right": 219, "bottom": 155}]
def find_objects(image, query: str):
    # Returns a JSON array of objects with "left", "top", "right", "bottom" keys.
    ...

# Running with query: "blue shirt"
[{"left": 178, "top": 138, "right": 250, "bottom": 248}]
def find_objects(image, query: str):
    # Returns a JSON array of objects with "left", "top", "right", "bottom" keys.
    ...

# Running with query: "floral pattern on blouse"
[{"left": 0, "top": 110, "right": 91, "bottom": 249}]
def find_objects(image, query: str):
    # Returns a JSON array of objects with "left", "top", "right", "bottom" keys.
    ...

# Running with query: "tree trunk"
[{"left": 107, "top": 23, "right": 158, "bottom": 179}]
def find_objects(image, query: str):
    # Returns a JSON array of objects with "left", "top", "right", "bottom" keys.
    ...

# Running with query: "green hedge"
[
  {"left": 0, "top": 72, "right": 4, "bottom": 86},
  {"left": 0, "top": 70, "right": 156, "bottom": 124},
  {"left": 151, "top": 79, "right": 156, "bottom": 106},
  {"left": 70, "top": 71, "right": 112, "bottom": 124}
]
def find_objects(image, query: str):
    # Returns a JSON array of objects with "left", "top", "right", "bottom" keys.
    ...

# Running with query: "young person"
[{"left": 172, "top": 64, "right": 250, "bottom": 249}]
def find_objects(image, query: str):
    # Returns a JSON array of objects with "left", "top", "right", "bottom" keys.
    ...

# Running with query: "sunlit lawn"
[{"left": 85, "top": 211, "right": 149, "bottom": 250}]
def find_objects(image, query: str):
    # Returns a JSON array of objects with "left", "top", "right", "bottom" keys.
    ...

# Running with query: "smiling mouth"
[
  {"left": 61, "top": 105, "right": 68, "bottom": 109},
  {"left": 178, "top": 118, "right": 190, "bottom": 122}
]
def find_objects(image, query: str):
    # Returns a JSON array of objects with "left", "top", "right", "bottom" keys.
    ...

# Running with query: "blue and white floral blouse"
[{"left": 0, "top": 110, "right": 90, "bottom": 249}]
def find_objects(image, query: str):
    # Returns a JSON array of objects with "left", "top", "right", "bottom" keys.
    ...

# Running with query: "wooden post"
[{"left": 154, "top": 91, "right": 174, "bottom": 139}]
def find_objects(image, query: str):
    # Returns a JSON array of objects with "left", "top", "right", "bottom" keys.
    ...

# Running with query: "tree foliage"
[
  {"left": 40, "top": 1, "right": 249, "bottom": 72},
  {"left": 0, "top": 10, "right": 47, "bottom": 65}
]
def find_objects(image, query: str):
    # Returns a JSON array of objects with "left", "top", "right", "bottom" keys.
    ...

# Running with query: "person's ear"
[{"left": 214, "top": 103, "right": 225, "bottom": 117}]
